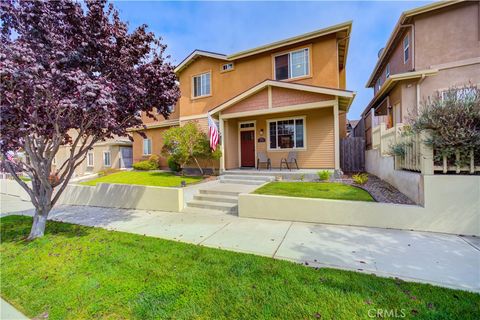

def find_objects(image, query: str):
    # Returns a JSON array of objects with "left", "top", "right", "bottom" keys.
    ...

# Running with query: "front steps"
[
  {"left": 184, "top": 189, "right": 241, "bottom": 214},
  {"left": 219, "top": 174, "right": 274, "bottom": 185},
  {"left": 183, "top": 174, "right": 273, "bottom": 214}
]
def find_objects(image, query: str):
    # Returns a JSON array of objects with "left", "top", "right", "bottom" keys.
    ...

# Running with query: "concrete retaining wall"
[
  {"left": 1, "top": 179, "right": 184, "bottom": 212},
  {"left": 365, "top": 149, "right": 422, "bottom": 204},
  {"left": 239, "top": 175, "right": 480, "bottom": 236}
]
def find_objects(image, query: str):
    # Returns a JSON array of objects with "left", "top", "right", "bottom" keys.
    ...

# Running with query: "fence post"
[{"left": 419, "top": 131, "right": 434, "bottom": 175}]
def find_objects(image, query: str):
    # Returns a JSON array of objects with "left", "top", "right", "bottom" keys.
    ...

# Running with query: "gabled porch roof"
[{"left": 209, "top": 80, "right": 355, "bottom": 117}]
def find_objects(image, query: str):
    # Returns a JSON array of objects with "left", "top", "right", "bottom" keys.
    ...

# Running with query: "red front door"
[{"left": 240, "top": 130, "right": 255, "bottom": 167}]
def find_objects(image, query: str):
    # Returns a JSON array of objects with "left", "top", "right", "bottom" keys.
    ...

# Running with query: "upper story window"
[
  {"left": 221, "top": 63, "right": 234, "bottom": 72},
  {"left": 386, "top": 63, "right": 390, "bottom": 78},
  {"left": 403, "top": 35, "right": 409, "bottom": 64},
  {"left": 376, "top": 78, "right": 381, "bottom": 91},
  {"left": 192, "top": 72, "right": 211, "bottom": 98},
  {"left": 274, "top": 48, "right": 309, "bottom": 80}
]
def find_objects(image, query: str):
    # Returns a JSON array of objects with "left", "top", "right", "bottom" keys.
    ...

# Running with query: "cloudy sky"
[{"left": 114, "top": 1, "right": 430, "bottom": 120}]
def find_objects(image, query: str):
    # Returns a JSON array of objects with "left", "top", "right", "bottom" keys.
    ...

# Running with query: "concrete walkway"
[
  {"left": 1, "top": 194, "right": 479, "bottom": 292},
  {"left": 1, "top": 298, "right": 29, "bottom": 320}
]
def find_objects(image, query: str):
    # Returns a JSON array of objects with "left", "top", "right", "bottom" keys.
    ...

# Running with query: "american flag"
[{"left": 208, "top": 114, "right": 219, "bottom": 151}]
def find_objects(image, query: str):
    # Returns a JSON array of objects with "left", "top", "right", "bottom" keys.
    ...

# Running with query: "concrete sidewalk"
[
  {"left": 1, "top": 298, "right": 29, "bottom": 320},
  {"left": 1, "top": 194, "right": 479, "bottom": 292}
]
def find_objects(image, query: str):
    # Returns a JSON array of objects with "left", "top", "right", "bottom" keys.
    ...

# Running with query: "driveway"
[{"left": 1, "top": 194, "right": 479, "bottom": 292}]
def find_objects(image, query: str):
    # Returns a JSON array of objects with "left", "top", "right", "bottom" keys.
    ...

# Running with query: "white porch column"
[
  {"left": 333, "top": 100, "right": 340, "bottom": 170},
  {"left": 219, "top": 116, "right": 225, "bottom": 173}
]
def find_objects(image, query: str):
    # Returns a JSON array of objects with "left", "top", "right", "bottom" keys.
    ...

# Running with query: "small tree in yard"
[
  {"left": 411, "top": 85, "right": 480, "bottom": 164},
  {"left": 0, "top": 0, "right": 180, "bottom": 239},
  {"left": 162, "top": 122, "right": 221, "bottom": 175}
]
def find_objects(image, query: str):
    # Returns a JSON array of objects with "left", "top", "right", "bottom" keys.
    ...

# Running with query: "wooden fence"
[{"left": 340, "top": 137, "right": 365, "bottom": 172}]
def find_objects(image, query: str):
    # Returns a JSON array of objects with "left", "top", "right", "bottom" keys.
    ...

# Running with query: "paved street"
[{"left": 1, "top": 194, "right": 479, "bottom": 292}]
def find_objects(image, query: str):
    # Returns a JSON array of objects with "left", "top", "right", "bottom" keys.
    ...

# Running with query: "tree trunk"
[{"left": 27, "top": 206, "right": 50, "bottom": 240}]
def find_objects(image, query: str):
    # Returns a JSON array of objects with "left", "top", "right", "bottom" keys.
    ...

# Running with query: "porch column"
[
  {"left": 219, "top": 116, "right": 225, "bottom": 173},
  {"left": 333, "top": 100, "right": 340, "bottom": 170}
]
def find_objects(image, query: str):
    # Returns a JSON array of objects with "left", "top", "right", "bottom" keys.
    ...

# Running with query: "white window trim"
[
  {"left": 103, "top": 151, "right": 111, "bottom": 167},
  {"left": 87, "top": 152, "right": 94, "bottom": 167},
  {"left": 273, "top": 47, "right": 310, "bottom": 81},
  {"left": 267, "top": 116, "right": 307, "bottom": 151},
  {"left": 403, "top": 35, "right": 409, "bottom": 64},
  {"left": 143, "top": 138, "right": 152, "bottom": 156},
  {"left": 192, "top": 71, "right": 211, "bottom": 98}
]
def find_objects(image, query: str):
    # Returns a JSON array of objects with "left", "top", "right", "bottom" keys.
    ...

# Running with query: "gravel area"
[{"left": 334, "top": 174, "right": 416, "bottom": 205}]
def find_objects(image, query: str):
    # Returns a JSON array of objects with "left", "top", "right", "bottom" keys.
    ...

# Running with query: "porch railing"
[{"left": 371, "top": 123, "right": 480, "bottom": 175}]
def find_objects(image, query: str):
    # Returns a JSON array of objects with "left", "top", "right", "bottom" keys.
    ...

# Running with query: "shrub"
[
  {"left": 411, "top": 84, "right": 480, "bottom": 165},
  {"left": 167, "top": 157, "right": 180, "bottom": 172},
  {"left": 352, "top": 173, "right": 369, "bottom": 185},
  {"left": 132, "top": 156, "right": 160, "bottom": 171},
  {"left": 317, "top": 170, "right": 331, "bottom": 181}
]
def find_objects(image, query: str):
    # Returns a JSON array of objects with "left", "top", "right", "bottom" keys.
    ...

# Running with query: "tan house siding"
[
  {"left": 225, "top": 108, "right": 334, "bottom": 169},
  {"left": 224, "top": 119, "right": 239, "bottom": 169},
  {"left": 271, "top": 87, "right": 332, "bottom": 108},
  {"left": 222, "top": 89, "right": 268, "bottom": 115}
]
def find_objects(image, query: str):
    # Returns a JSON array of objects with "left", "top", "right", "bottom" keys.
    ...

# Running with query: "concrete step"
[
  {"left": 193, "top": 194, "right": 238, "bottom": 204},
  {"left": 187, "top": 200, "right": 238, "bottom": 213},
  {"left": 220, "top": 174, "right": 274, "bottom": 181},
  {"left": 181, "top": 207, "right": 229, "bottom": 215},
  {"left": 199, "top": 189, "right": 242, "bottom": 197},
  {"left": 219, "top": 179, "right": 265, "bottom": 185}
]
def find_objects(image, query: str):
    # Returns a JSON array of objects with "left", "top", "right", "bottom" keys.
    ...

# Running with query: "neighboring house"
[
  {"left": 361, "top": 0, "right": 480, "bottom": 149},
  {"left": 54, "top": 137, "right": 133, "bottom": 177},
  {"left": 131, "top": 21, "right": 355, "bottom": 171},
  {"left": 346, "top": 119, "right": 359, "bottom": 137}
]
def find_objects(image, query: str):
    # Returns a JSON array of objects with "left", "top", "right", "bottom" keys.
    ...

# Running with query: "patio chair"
[
  {"left": 257, "top": 151, "right": 271, "bottom": 170},
  {"left": 280, "top": 151, "right": 299, "bottom": 171}
]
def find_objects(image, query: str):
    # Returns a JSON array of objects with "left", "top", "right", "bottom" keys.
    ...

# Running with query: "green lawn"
[
  {"left": 1, "top": 216, "right": 478, "bottom": 319},
  {"left": 254, "top": 182, "right": 375, "bottom": 202},
  {"left": 79, "top": 171, "right": 203, "bottom": 187}
]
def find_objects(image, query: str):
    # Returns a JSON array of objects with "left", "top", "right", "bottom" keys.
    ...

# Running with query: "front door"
[{"left": 240, "top": 130, "right": 255, "bottom": 167}]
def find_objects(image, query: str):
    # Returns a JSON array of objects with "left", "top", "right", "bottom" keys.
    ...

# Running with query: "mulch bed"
[{"left": 334, "top": 174, "right": 416, "bottom": 205}]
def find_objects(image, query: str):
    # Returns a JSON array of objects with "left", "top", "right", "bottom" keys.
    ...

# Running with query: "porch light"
[{"left": 260, "top": 129, "right": 264, "bottom": 136}]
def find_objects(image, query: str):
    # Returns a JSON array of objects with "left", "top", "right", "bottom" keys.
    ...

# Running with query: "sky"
[{"left": 113, "top": 1, "right": 430, "bottom": 120}]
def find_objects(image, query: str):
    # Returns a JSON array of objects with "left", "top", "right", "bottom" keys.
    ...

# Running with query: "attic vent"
[{"left": 221, "top": 63, "right": 234, "bottom": 72}]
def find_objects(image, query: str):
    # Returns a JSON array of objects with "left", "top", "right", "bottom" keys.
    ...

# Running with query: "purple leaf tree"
[{"left": 0, "top": 0, "right": 180, "bottom": 239}]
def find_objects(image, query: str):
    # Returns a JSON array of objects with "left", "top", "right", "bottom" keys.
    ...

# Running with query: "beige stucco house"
[
  {"left": 53, "top": 137, "right": 133, "bottom": 177},
  {"left": 360, "top": 0, "right": 480, "bottom": 149}
]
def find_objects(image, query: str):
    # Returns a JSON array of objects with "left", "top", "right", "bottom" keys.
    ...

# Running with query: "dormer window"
[
  {"left": 274, "top": 48, "right": 309, "bottom": 80},
  {"left": 192, "top": 72, "right": 211, "bottom": 98},
  {"left": 221, "top": 63, "right": 234, "bottom": 72}
]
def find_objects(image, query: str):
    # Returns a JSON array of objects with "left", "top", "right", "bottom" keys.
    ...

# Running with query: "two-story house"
[
  {"left": 360, "top": 0, "right": 480, "bottom": 149},
  {"left": 131, "top": 21, "right": 355, "bottom": 172}
]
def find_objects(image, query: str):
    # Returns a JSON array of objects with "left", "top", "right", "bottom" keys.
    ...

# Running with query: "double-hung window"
[
  {"left": 274, "top": 48, "right": 309, "bottom": 80},
  {"left": 268, "top": 117, "right": 305, "bottom": 150},
  {"left": 192, "top": 72, "right": 211, "bottom": 98},
  {"left": 386, "top": 63, "right": 390, "bottom": 78},
  {"left": 143, "top": 138, "right": 152, "bottom": 155},
  {"left": 403, "top": 35, "right": 409, "bottom": 64},
  {"left": 87, "top": 152, "right": 94, "bottom": 167},
  {"left": 103, "top": 151, "right": 111, "bottom": 167}
]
